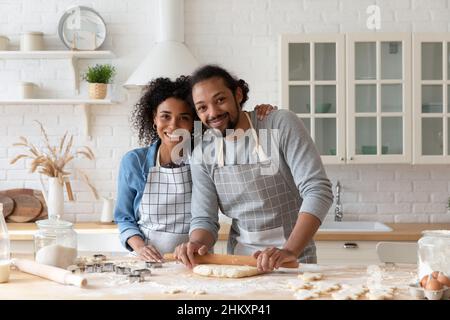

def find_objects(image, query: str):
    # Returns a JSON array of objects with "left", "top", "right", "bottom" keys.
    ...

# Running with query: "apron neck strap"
[{"left": 217, "top": 112, "right": 268, "bottom": 167}]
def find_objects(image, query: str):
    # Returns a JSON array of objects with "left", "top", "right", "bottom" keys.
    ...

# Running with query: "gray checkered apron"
[
  {"left": 137, "top": 147, "right": 191, "bottom": 254},
  {"left": 212, "top": 112, "right": 316, "bottom": 263}
]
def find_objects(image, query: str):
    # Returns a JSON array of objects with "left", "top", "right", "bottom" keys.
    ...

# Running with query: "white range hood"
[{"left": 123, "top": 0, "right": 199, "bottom": 89}]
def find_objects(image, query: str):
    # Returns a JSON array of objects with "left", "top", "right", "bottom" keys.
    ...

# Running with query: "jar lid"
[
  {"left": 22, "top": 31, "right": 44, "bottom": 35},
  {"left": 36, "top": 219, "right": 73, "bottom": 229},
  {"left": 0, "top": 35, "right": 9, "bottom": 40},
  {"left": 18, "top": 82, "right": 35, "bottom": 86},
  {"left": 421, "top": 230, "right": 450, "bottom": 237}
]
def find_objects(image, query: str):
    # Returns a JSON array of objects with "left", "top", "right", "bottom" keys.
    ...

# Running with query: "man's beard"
[{"left": 206, "top": 97, "right": 241, "bottom": 137}]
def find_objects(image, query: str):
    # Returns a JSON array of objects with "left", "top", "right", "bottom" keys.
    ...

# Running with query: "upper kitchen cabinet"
[
  {"left": 280, "top": 34, "right": 346, "bottom": 164},
  {"left": 413, "top": 34, "right": 450, "bottom": 164},
  {"left": 346, "top": 33, "right": 412, "bottom": 164}
]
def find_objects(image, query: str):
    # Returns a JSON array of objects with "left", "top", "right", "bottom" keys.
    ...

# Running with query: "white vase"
[
  {"left": 44, "top": 177, "right": 64, "bottom": 221},
  {"left": 100, "top": 197, "right": 114, "bottom": 223}
]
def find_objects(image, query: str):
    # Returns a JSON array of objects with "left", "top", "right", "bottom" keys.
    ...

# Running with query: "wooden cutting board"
[
  {"left": 0, "top": 189, "right": 48, "bottom": 222},
  {"left": 7, "top": 194, "right": 43, "bottom": 223},
  {"left": 0, "top": 195, "right": 15, "bottom": 218}
]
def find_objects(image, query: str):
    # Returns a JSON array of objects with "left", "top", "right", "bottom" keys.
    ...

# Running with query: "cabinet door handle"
[{"left": 343, "top": 242, "right": 358, "bottom": 249}]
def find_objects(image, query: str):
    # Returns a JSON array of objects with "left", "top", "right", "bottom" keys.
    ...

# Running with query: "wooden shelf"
[
  {"left": 0, "top": 50, "right": 115, "bottom": 93},
  {"left": 0, "top": 99, "right": 118, "bottom": 138},
  {"left": 0, "top": 50, "right": 114, "bottom": 59},
  {"left": 0, "top": 99, "right": 116, "bottom": 105}
]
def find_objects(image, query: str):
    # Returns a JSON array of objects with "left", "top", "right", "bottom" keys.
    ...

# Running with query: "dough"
[
  {"left": 287, "top": 279, "right": 313, "bottom": 290},
  {"left": 331, "top": 285, "right": 368, "bottom": 300},
  {"left": 293, "top": 289, "right": 319, "bottom": 300},
  {"left": 312, "top": 281, "right": 341, "bottom": 293},
  {"left": 298, "top": 272, "right": 323, "bottom": 281},
  {"left": 35, "top": 244, "right": 77, "bottom": 269},
  {"left": 193, "top": 264, "right": 263, "bottom": 278}
]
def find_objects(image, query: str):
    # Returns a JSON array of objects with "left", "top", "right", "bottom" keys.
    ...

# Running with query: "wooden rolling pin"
[
  {"left": 163, "top": 253, "right": 299, "bottom": 268},
  {"left": 12, "top": 258, "right": 87, "bottom": 288}
]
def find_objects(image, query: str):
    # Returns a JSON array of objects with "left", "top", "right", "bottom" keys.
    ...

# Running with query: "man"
[{"left": 174, "top": 65, "right": 333, "bottom": 271}]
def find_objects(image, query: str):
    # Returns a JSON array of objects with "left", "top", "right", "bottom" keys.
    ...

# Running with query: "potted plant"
[{"left": 82, "top": 64, "right": 116, "bottom": 99}]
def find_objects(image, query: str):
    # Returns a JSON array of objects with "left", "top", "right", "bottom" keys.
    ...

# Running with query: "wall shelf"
[
  {"left": 0, "top": 99, "right": 118, "bottom": 138},
  {"left": 0, "top": 50, "right": 115, "bottom": 92}
]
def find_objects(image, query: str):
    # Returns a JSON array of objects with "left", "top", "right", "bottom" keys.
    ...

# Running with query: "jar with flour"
[
  {"left": 418, "top": 230, "right": 450, "bottom": 279},
  {"left": 34, "top": 219, "right": 77, "bottom": 269}
]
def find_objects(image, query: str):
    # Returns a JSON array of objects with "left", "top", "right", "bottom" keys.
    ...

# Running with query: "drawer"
[{"left": 316, "top": 241, "right": 379, "bottom": 265}]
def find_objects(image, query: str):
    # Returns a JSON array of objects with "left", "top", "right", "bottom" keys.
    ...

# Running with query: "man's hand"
[
  {"left": 135, "top": 244, "right": 163, "bottom": 262},
  {"left": 173, "top": 241, "right": 209, "bottom": 269},
  {"left": 253, "top": 247, "right": 297, "bottom": 272}
]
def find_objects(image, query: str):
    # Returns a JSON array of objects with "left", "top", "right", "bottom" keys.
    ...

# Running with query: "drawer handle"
[{"left": 343, "top": 242, "right": 358, "bottom": 249}]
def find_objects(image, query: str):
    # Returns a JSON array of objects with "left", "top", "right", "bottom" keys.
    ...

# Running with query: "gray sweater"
[{"left": 189, "top": 109, "right": 334, "bottom": 242}]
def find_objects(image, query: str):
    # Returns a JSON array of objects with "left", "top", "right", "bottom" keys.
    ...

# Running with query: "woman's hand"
[
  {"left": 254, "top": 104, "right": 278, "bottom": 120},
  {"left": 135, "top": 244, "right": 164, "bottom": 262},
  {"left": 253, "top": 247, "right": 297, "bottom": 272},
  {"left": 128, "top": 235, "right": 163, "bottom": 262}
]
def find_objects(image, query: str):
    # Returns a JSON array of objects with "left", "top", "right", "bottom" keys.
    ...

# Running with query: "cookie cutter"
[
  {"left": 85, "top": 263, "right": 95, "bottom": 273},
  {"left": 115, "top": 266, "right": 131, "bottom": 275},
  {"left": 93, "top": 254, "right": 107, "bottom": 262},
  {"left": 102, "top": 262, "right": 115, "bottom": 272},
  {"left": 128, "top": 274, "right": 142, "bottom": 283},
  {"left": 131, "top": 268, "right": 152, "bottom": 281},
  {"left": 146, "top": 261, "right": 162, "bottom": 268}
]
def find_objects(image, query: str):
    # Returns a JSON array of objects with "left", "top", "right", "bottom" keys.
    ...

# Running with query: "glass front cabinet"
[
  {"left": 413, "top": 34, "right": 450, "bottom": 164},
  {"left": 280, "top": 34, "right": 346, "bottom": 164},
  {"left": 346, "top": 33, "right": 411, "bottom": 163},
  {"left": 281, "top": 33, "right": 416, "bottom": 164}
]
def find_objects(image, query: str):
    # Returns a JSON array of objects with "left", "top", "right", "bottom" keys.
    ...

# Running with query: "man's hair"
[{"left": 189, "top": 64, "right": 250, "bottom": 108}]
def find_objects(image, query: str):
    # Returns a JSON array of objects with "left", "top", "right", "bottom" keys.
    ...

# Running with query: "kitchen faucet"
[{"left": 334, "top": 180, "right": 343, "bottom": 222}]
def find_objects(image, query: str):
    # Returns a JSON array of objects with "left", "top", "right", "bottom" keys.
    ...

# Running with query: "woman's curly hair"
[{"left": 131, "top": 76, "right": 196, "bottom": 146}]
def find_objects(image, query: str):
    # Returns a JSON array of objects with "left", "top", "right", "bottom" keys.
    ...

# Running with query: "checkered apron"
[
  {"left": 137, "top": 148, "right": 191, "bottom": 254},
  {"left": 212, "top": 113, "right": 316, "bottom": 263}
]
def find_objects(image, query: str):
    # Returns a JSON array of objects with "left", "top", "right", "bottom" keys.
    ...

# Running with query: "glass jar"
[
  {"left": 34, "top": 219, "right": 78, "bottom": 269},
  {"left": 418, "top": 230, "right": 450, "bottom": 279}
]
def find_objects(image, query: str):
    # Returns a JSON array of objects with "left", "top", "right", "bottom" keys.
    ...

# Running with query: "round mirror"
[{"left": 58, "top": 6, "right": 107, "bottom": 51}]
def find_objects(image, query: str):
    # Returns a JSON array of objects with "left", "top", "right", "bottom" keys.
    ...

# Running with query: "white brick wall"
[{"left": 0, "top": 0, "right": 449, "bottom": 223}]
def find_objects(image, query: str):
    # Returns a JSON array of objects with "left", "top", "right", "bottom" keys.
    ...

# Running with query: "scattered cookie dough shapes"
[
  {"left": 193, "top": 264, "right": 263, "bottom": 278},
  {"left": 298, "top": 272, "right": 323, "bottom": 282}
]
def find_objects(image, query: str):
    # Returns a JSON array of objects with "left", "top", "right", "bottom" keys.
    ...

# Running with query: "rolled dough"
[{"left": 193, "top": 264, "right": 263, "bottom": 278}]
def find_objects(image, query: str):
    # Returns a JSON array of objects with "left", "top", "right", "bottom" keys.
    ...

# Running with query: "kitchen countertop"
[
  {"left": 7, "top": 222, "right": 450, "bottom": 241},
  {"left": 2, "top": 253, "right": 419, "bottom": 300}
]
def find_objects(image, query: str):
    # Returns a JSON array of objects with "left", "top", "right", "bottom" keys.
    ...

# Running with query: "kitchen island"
[{"left": 1, "top": 253, "right": 420, "bottom": 300}]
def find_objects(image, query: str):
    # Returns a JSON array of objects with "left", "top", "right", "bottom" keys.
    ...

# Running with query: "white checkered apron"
[
  {"left": 212, "top": 113, "right": 316, "bottom": 263},
  {"left": 138, "top": 148, "right": 191, "bottom": 254}
]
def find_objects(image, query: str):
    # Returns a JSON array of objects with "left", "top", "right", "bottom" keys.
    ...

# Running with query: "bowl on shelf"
[
  {"left": 361, "top": 145, "right": 388, "bottom": 155},
  {"left": 306, "top": 103, "right": 332, "bottom": 113}
]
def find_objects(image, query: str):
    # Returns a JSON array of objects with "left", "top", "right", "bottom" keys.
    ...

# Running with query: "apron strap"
[
  {"left": 216, "top": 112, "right": 269, "bottom": 168},
  {"left": 155, "top": 146, "right": 161, "bottom": 168}
]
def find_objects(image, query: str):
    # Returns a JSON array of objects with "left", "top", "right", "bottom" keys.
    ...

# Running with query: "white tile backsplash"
[{"left": 0, "top": 0, "right": 449, "bottom": 222}]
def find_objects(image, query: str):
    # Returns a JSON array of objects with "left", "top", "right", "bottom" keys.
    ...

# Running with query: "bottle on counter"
[{"left": 0, "top": 203, "right": 11, "bottom": 283}]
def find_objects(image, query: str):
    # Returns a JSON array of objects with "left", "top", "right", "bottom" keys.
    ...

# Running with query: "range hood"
[{"left": 123, "top": 0, "right": 199, "bottom": 89}]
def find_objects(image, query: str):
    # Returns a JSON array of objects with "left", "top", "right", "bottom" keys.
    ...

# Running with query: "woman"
[{"left": 114, "top": 76, "right": 275, "bottom": 262}]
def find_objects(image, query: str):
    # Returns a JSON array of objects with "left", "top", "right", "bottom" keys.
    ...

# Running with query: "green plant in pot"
[{"left": 82, "top": 64, "right": 116, "bottom": 99}]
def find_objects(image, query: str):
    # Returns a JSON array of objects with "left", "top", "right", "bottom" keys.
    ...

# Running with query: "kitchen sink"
[{"left": 318, "top": 221, "right": 393, "bottom": 232}]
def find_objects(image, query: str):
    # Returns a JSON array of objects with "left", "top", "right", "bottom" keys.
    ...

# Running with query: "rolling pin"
[
  {"left": 12, "top": 258, "right": 87, "bottom": 288},
  {"left": 163, "top": 253, "right": 299, "bottom": 268}
]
